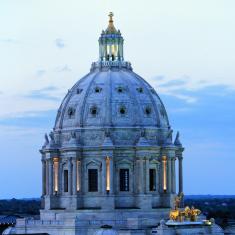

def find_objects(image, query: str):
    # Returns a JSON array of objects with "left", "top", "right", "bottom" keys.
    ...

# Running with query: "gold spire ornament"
[{"left": 106, "top": 12, "right": 117, "bottom": 33}]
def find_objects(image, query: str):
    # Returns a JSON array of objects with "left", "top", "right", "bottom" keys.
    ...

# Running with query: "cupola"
[{"left": 99, "top": 12, "right": 124, "bottom": 62}]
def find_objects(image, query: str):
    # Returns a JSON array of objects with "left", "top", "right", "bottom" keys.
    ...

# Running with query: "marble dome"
[
  {"left": 50, "top": 14, "right": 172, "bottom": 149},
  {"left": 54, "top": 63, "right": 169, "bottom": 130}
]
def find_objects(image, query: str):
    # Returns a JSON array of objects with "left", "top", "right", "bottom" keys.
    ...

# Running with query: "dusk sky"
[{"left": 0, "top": 0, "right": 235, "bottom": 198}]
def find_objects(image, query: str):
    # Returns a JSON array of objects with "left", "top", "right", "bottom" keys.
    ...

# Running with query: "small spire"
[
  {"left": 108, "top": 12, "right": 114, "bottom": 24},
  {"left": 107, "top": 12, "right": 116, "bottom": 33}
]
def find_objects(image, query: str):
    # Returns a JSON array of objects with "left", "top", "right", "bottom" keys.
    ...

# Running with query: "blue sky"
[{"left": 0, "top": 0, "right": 235, "bottom": 198}]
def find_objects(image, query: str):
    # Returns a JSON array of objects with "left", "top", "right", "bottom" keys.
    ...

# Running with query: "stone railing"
[
  {"left": 90, "top": 61, "right": 132, "bottom": 71},
  {"left": 16, "top": 218, "right": 146, "bottom": 229}
]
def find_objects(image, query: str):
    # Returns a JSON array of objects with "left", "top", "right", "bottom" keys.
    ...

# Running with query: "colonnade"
[{"left": 42, "top": 154, "right": 183, "bottom": 197}]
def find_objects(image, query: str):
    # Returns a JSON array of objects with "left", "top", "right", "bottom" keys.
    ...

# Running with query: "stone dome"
[
  {"left": 54, "top": 64, "right": 169, "bottom": 130},
  {"left": 44, "top": 12, "right": 174, "bottom": 149}
]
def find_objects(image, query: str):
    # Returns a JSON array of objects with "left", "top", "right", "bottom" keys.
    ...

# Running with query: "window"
[
  {"left": 145, "top": 107, "right": 152, "bottom": 116},
  {"left": 136, "top": 87, "right": 143, "bottom": 93},
  {"left": 88, "top": 169, "right": 98, "bottom": 192},
  {"left": 117, "top": 87, "right": 124, "bottom": 93},
  {"left": 94, "top": 87, "right": 102, "bottom": 93},
  {"left": 119, "top": 106, "right": 126, "bottom": 116},
  {"left": 64, "top": 170, "right": 68, "bottom": 192},
  {"left": 149, "top": 169, "right": 156, "bottom": 191},
  {"left": 90, "top": 106, "right": 98, "bottom": 117},
  {"left": 68, "top": 107, "right": 75, "bottom": 118},
  {"left": 120, "top": 169, "right": 129, "bottom": 191},
  {"left": 77, "top": 88, "right": 83, "bottom": 94}
]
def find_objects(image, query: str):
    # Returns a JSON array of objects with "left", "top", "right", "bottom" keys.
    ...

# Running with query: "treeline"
[
  {"left": 0, "top": 198, "right": 40, "bottom": 216},
  {"left": 184, "top": 196, "right": 235, "bottom": 228},
  {"left": 0, "top": 196, "right": 235, "bottom": 227}
]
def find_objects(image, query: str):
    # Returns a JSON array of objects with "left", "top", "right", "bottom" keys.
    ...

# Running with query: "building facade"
[{"left": 12, "top": 13, "right": 186, "bottom": 235}]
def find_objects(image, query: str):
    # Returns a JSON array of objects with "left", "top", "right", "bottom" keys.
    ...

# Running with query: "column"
[
  {"left": 167, "top": 158, "right": 172, "bottom": 193},
  {"left": 46, "top": 160, "right": 49, "bottom": 195},
  {"left": 68, "top": 158, "right": 72, "bottom": 195},
  {"left": 72, "top": 158, "right": 77, "bottom": 195},
  {"left": 138, "top": 158, "right": 144, "bottom": 194},
  {"left": 58, "top": 160, "right": 62, "bottom": 194},
  {"left": 42, "top": 160, "right": 46, "bottom": 195},
  {"left": 77, "top": 160, "right": 81, "bottom": 192},
  {"left": 162, "top": 156, "right": 167, "bottom": 192},
  {"left": 102, "top": 157, "right": 107, "bottom": 194},
  {"left": 48, "top": 159, "right": 53, "bottom": 195},
  {"left": 171, "top": 158, "right": 176, "bottom": 193},
  {"left": 178, "top": 156, "right": 183, "bottom": 194},
  {"left": 145, "top": 158, "right": 149, "bottom": 193},
  {"left": 109, "top": 157, "right": 114, "bottom": 194}
]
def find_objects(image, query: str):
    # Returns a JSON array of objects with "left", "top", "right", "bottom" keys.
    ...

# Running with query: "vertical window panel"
[
  {"left": 149, "top": 169, "right": 156, "bottom": 191},
  {"left": 88, "top": 169, "right": 98, "bottom": 192},
  {"left": 64, "top": 170, "right": 68, "bottom": 192},
  {"left": 120, "top": 169, "right": 129, "bottom": 191}
]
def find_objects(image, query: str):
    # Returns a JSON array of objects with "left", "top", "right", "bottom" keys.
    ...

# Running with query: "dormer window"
[
  {"left": 94, "top": 87, "right": 102, "bottom": 93},
  {"left": 116, "top": 86, "right": 124, "bottom": 93},
  {"left": 67, "top": 107, "right": 75, "bottom": 118},
  {"left": 137, "top": 87, "right": 143, "bottom": 93},
  {"left": 119, "top": 106, "right": 126, "bottom": 116},
  {"left": 145, "top": 107, "right": 152, "bottom": 116},
  {"left": 77, "top": 88, "right": 83, "bottom": 94},
  {"left": 90, "top": 106, "right": 98, "bottom": 117}
]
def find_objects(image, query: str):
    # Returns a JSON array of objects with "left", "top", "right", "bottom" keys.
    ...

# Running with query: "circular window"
[
  {"left": 145, "top": 107, "right": 152, "bottom": 116},
  {"left": 117, "top": 87, "right": 124, "bottom": 93},
  {"left": 119, "top": 106, "right": 126, "bottom": 115}
]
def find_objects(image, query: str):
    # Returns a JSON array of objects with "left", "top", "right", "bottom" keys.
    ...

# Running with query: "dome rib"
[
  {"left": 56, "top": 72, "right": 92, "bottom": 129},
  {"left": 131, "top": 71, "right": 162, "bottom": 127},
  {"left": 80, "top": 71, "right": 100, "bottom": 127},
  {"left": 119, "top": 70, "right": 143, "bottom": 126}
]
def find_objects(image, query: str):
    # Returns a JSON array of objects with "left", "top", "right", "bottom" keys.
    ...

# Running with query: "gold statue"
[
  {"left": 174, "top": 192, "right": 184, "bottom": 210},
  {"left": 169, "top": 193, "right": 201, "bottom": 222},
  {"left": 189, "top": 206, "right": 201, "bottom": 222}
]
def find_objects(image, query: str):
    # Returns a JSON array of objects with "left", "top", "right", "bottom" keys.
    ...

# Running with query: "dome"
[
  {"left": 45, "top": 12, "right": 173, "bottom": 149},
  {"left": 54, "top": 65, "right": 169, "bottom": 130}
]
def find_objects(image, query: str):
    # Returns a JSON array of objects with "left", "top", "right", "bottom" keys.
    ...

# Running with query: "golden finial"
[
  {"left": 108, "top": 12, "right": 114, "bottom": 23},
  {"left": 106, "top": 12, "right": 117, "bottom": 33}
]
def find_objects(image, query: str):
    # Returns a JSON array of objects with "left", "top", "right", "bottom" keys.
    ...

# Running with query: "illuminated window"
[
  {"left": 106, "top": 157, "right": 110, "bottom": 191},
  {"left": 53, "top": 158, "right": 59, "bottom": 192},
  {"left": 120, "top": 169, "right": 129, "bottom": 191},
  {"left": 162, "top": 156, "right": 167, "bottom": 192},
  {"left": 149, "top": 169, "right": 156, "bottom": 191},
  {"left": 64, "top": 170, "right": 68, "bottom": 192},
  {"left": 88, "top": 169, "right": 98, "bottom": 192}
]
